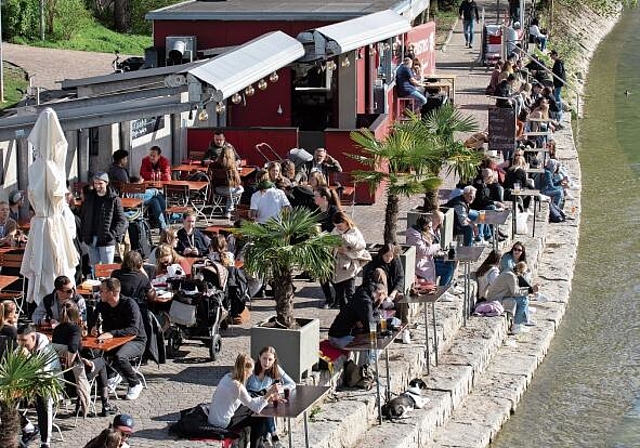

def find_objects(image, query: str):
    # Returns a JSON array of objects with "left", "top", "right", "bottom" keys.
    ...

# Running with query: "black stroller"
[{"left": 164, "top": 266, "right": 228, "bottom": 360}]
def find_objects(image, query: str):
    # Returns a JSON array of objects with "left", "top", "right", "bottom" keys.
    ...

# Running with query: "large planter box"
[
  {"left": 406, "top": 207, "right": 455, "bottom": 249},
  {"left": 367, "top": 244, "right": 416, "bottom": 295},
  {"left": 250, "top": 317, "right": 320, "bottom": 382}
]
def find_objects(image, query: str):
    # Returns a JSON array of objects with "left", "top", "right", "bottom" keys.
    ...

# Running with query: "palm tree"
[
  {"left": 236, "top": 207, "right": 341, "bottom": 328},
  {"left": 0, "top": 349, "right": 63, "bottom": 448},
  {"left": 349, "top": 120, "right": 443, "bottom": 244},
  {"left": 418, "top": 103, "right": 483, "bottom": 210}
]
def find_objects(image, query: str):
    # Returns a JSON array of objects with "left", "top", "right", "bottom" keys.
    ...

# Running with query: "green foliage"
[
  {"left": 131, "top": 0, "right": 184, "bottom": 35},
  {"left": 2, "top": 0, "right": 41, "bottom": 40},
  {"left": 51, "top": 0, "right": 94, "bottom": 40},
  {"left": 0, "top": 63, "right": 30, "bottom": 110}
]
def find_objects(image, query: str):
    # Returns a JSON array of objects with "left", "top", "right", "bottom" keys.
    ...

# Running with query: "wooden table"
[
  {"left": 400, "top": 286, "right": 451, "bottom": 373},
  {"left": 255, "top": 385, "right": 330, "bottom": 448},
  {"left": 479, "top": 209, "right": 511, "bottom": 252},
  {"left": 346, "top": 324, "right": 406, "bottom": 424},
  {"left": 203, "top": 225, "right": 235, "bottom": 235},
  {"left": 0, "top": 275, "right": 19, "bottom": 291},
  {"left": 120, "top": 197, "right": 143, "bottom": 209},
  {"left": 82, "top": 334, "right": 136, "bottom": 351},
  {"left": 448, "top": 246, "right": 485, "bottom": 326},
  {"left": 423, "top": 73, "right": 457, "bottom": 103},
  {"left": 171, "top": 165, "right": 256, "bottom": 178}
]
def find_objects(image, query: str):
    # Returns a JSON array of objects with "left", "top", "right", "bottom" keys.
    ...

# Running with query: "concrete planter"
[
  {"left": 406, "top": 207, "right": 455, "bottom": 249},
  {"left": 250, "top": 317, "right": 320, "bottom": 382}
]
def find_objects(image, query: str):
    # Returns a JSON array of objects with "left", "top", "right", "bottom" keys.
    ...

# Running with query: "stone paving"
[{"left": 5, "top": 5, "right": 502, "bottom": 445}]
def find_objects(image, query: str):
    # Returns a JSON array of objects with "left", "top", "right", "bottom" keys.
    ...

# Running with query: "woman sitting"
[
  {"left": 207, "top": 234, "right": 235, "bottom": 267},
  {"left": 210, "top": 147, "right": 244, "bottom": 220},
  {"left": 476, "top": 250, "right": 501, "bottom": 302},
  {"left": 500, "top": 241, "right": 534, "bottom": 288},
  {"left": 148, "top": 227, "right": 178, "bottom": 265},
  {"left": 52, "top": 301, "right": 118, "bottom": 418},
  {"left": 0, "top": 301, "right": 17, "bottom": 356},
  {"left": 503, "top": 156, "right": 532, "bottom": 211},
  {"left": 208, "top": 353, "right": 280, "bottom": 448},
  {"left": 111, "top": 251, "right": 156, "bottom": 305},
  {"left": 486, "top": 261, "right": 537, "bottom": 333},
  {"left": 406, "top": 215, "right": 443, "bottom": 285},
  {"left": 246, "top": 346, "right": 296, "bottom": 447},
  {"left": 176, "top": 211, "right": 209, "bottom": 257},
  {"left": 542, "top": 159, "right": 565, "bottom": 208},
  {"left": 154, "top": 244, "right": 192, "bottom": 281}
]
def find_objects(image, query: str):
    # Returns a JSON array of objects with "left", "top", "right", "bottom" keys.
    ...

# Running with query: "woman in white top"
[
  {"left": 475, "top": 250, "right": 501, "bottom": 301},
  {"left": 208, "top": 353, "right": 280, "bottom": 447}
]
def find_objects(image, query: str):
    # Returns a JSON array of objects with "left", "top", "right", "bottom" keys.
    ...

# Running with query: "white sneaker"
[
  {"left": 107, "top": 373, "right": 122, "bottom": 393},
  {"left": 125, "top": 382, "right": 144, "bottom": 400},
  {"left": 440, "top": 292, "right": 455, "bottom": 302}
]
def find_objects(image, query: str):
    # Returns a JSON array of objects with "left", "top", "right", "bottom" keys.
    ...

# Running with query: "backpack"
[
  {"left": 169, "top": 403, "right": 239, "bottom": 443},
  {"left": 342, "top": 360, "right": 376, "bottom": 390},
  {"left": 128, "top": 219, "right": 153, "bottom": 258},
  {"left": 548, "top": 201, "right": 566, "bottom": 223}
]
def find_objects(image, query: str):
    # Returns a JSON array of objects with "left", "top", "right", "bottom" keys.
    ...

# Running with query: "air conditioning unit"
[{"left": 166, "top": 36, "right": 197, "bottom": 65}]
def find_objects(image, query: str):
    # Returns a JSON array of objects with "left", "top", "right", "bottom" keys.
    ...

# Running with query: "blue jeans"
[
  {"left": 408, "top": 90, "right": 428, "bottom": 108},
  {"left": 435, "top": 259, "right": 456, "bottom": 286},
  {"left": 553, "top": 86, "right": 564, "bottom": 121},
  {"left": 542, "top": 186, "right": 564, "bottom": 207},
  {"left": 468, "top": 209, "right": 492, "bottom": 240},
  {"left": 463, "top": 20, "right": 475, "bottom": 45},
  {"left": 145, "top": 195, "right": 167, "bottom": 230},
  {"left": 86, "top": 237, "right": 116, "bottom": 266},
  {"left": 215, "top": 185, "right": 244, "bottom": 213},
  {"left": 513, "top": 295, "right": 530, "bottom": 324}
]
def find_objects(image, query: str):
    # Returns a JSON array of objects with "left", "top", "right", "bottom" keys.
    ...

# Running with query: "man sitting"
[
  {"left": 249, "top": 171, "right": 291, "bottom": 224},
  {"left": 444, "top": 185, "right": 485, "bottom": 246},
  {"left": 395, "top": 57, "right": 427, "bottom": 109},
  {"left": 140, "top": 145, "right": 171, "bottom": 182},
  {"left": 32, "top": 275, "right": 87, "bottom": 326},
  {"left": 300, "top": 148, "right": 343, "bottom": 183},
  {"left": 108, "top": 149, "right": 131, "bottom": 186},
  {"left": 88, "top": 278, "right": 147, "bottom": 401},
  {"left": 203, "top": 130, "right": 240, "bottom": 162}
]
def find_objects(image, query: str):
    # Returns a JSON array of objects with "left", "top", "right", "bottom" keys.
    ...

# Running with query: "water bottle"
[{"left": 96, "top": 312, "right": 103, "bottom": 335}]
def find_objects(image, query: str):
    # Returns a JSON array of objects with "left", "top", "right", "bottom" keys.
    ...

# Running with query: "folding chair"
[
  {"left": 331, "top": 172, "right": 357, "bottom": 218},
  {"left": 163, "top": 184, "right": 192, "bottom": 224},
  {"left": 208, "top": 169, "right": 241, "bottom": 219},
  {"left": 0, "top": 252, "right": 27, "bottom": 317}
]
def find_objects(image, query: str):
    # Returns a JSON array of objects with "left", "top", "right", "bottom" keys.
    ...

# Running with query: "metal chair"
[
  {"left": 0, "top": 252, "right": 27, "bottom": 317},
  {"left": 209, "top": 169, "right": 241, "bottom": 218},
  {"left": 163, "top": 184, "right": 192, "bottom": 224}
]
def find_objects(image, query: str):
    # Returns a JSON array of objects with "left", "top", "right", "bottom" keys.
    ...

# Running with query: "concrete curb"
[{"left": 441, "top": 17, "right": 459, "bottom": 53}]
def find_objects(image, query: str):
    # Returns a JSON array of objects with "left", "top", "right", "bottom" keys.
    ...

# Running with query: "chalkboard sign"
[
  {"left": 131, "top": 116, "right": 165, "bottom": 140},
  {"left": 488, "top": 107, "right": 516, "bottom": 153}
]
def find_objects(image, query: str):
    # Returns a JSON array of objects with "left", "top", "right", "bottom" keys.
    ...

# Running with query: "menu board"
[
  {"left": 488, "top": 107, "right": 516, "bottom": 153},
  {"left": 131, "top": 116, "right": 165, "bottom": 140}
]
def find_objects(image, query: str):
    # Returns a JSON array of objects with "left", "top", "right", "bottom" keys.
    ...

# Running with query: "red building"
[{"left": 148, "top": 0, "right": 435, "bottom": 203}]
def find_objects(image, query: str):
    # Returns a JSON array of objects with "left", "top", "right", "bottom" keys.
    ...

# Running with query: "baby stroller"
[{"left": 165, "top": 265, "right": 228, "bottom": 360}]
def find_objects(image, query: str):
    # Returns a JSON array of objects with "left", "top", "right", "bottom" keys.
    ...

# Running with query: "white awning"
[
  {"left": 187, "top": 31, "right": 304, "bottom": 102},
  {"left": 297, "top": 10, "right": 411, "bottom": 61}
]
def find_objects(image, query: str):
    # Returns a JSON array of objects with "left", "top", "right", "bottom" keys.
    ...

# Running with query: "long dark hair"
[
  {"left": 476, "top": 250, "right": 501, "bottom": 277},
  {"left": 508, "top": 242, "right": 527, "bottom": 263},
  {"left": 254, "top": 346, "right": 282, "bottom": 381}
]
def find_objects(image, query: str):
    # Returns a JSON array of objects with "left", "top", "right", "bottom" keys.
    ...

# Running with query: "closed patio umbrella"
[{"left": 20, "top": 108, "right": 79, "bottom": 305}]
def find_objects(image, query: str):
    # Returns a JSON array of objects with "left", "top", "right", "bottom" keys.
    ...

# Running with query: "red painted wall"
[
  {"left": 188, "top": 127, "right": 298, "bottom": 167},
  {"left": 407, "top": 22, "right": 437, "bottom": 76},
  {"left": 356, "top": 55, "right": 366, "bottom": 114}
]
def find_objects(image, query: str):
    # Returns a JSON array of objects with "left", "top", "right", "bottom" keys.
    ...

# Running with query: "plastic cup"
[
  {"left": 514, "top": 182, "right": 521, "bottom": 194},
  {"left": 479, "top": 210, "right": 486, "bottom": 223},
  {"left": 369, "top": 321, "right": 377, "bottom": 344},
  {"left": 380, "top": 318, "right": 387, "bottom": 332}
]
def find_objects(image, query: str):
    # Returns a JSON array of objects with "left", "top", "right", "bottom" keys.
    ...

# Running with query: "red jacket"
[{"left": 140, "top": 155, "right": 171, "bottom": 181}]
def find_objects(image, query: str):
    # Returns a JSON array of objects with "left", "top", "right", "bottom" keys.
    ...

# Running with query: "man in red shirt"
[{"left": 139, "top": 145, "right": 171, "bottom": 181}]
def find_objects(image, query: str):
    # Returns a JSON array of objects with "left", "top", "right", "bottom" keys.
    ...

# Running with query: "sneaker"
[
  {"left": 40, "top": 445, "right": 50, "bottom": 448},
  {"left": 107, "top": 373, "right": 122, "bottom": 393},
  {"left": 20, "top": 427, "right": 39, "bottom": 447},
  {"left": 440, "top": 292, "right": 456, "bottom": 302},
  {"left": 524, "top": 320, "right": 536, "bottom": 327},
  {"left": 126, "top": 382, "right": 144, "bottom": 400}
]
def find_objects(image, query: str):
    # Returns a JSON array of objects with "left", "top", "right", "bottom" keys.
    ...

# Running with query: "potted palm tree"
[
  {"left": 0, "top": 349, "right": 63, "bottom": 448},
  {"left": 236, "top": 207, "right": 341, "bottom": 381}
]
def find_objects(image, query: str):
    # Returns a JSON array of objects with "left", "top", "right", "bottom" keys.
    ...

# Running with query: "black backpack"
[{"left": 128, "top": 219, "right": 153, "bottom": 258}]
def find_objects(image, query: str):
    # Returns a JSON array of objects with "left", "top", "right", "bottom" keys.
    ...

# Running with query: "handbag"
[{"left": 169, "top": 300, "right": 197, "bottom": 327}]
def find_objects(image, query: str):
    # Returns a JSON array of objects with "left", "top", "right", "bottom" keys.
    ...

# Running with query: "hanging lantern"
[
  {"left": 258, "top": 79, "right": 268, "bottom": 90},
  {"left": 231, "top": 93, "right": 242, "bottom": 104},
  {"left": 245, "top": 85, "right": 255, "bottom": 97},
  {"left": 198, "top": 108, "right": 209, "bottom": 122},
  {"left": 369, "top": 46, "right": 377, "bottom": 56},
  {"left": 215, "top": 102, "right": 226, "bottom": 114},
  {"left": 269, "top": 71, "right": 279, "bottom": 83},
  {"left": 326, "top": 60, "right": 337, "bottom": 71},
  {"left": 341, "top": 56, "right": 350, "bottom": 68}
]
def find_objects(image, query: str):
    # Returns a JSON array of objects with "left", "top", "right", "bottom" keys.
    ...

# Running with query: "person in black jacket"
[
  {"left": 550, "top": 50, "right": 566, "bottom": 122},
  {"left": 328, "top": 282, "right": 387, "bottom": 349},
  {"left": 363, "top": 244, "right": 407, "bottom": 322},
  {"left": 32, "top": 275, "right": 87, "bottom": 325},
  {"left": 80, "top": 172, "right": 128, "bottom": 266},
  {"left": 88, "top": 278, "right": 146, "bottom": 401},
  {"left": 459, "top": 0, "right": 479, "bottom": 48},
  {"left": 176, "top": 211, "right": 210, "bottom": 257}
]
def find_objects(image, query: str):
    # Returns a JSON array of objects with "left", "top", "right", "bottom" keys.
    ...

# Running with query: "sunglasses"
[
  {"left": 513, "top": 248, "right": 523, "bottom": 252},
  {"left": 59, "top": 288, "right": 74, "bottom": 294}
]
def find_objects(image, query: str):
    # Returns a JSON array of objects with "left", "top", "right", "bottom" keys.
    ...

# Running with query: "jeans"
[
  {"left": 468, "top": 209, "right": 492, "bottom": 240},
  {"left": 538, "top": 36, "right": 548, "bottom": 51},
  {"left": 227, "top": 405, "right": 268, "bottom": 448},
  {"left": 542, "top": 186, "right": 564, "bottom": 207},
  {"left": 463, "top": 20, "right": 475, "bottom": 45},
  {"left": 513, "top": 295, "right": 530, "bottom": 324},
  {"left": 86, "top": 237, "right": 116, "bottom": 266},
  {"left": 35, "top": 395, "right": 53, "bottom": 445},
  {"left": 408, "top": 90, "right": 428, "bottom": 108},
  {"left": 553, "top": 86, "right": 564, "bottom": 121},
  {"left": 215, "top": 186, "right": 244, "bottom": 213},
  {"left": 112, "top": 340, "right": 145, "bottom": 387},
  {"left": 144, "top": 195, "right": 167, "bottom": 230},
  {"left": 435, "top": 259, "right": 456, "bottom": 286},
  {"left": 334, "top": 278, "right": 356, "bottom": 309}
]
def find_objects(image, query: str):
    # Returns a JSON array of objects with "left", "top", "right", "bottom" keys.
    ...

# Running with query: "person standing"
[
  {"left": 459, "top": 0, "right": 480, "bottom": 48},
  {"left": 79, "top": 173, "right": 128, "bottom": 265},
  {"left": 550, "top": 50, "right": 566, "bottom": 122}
]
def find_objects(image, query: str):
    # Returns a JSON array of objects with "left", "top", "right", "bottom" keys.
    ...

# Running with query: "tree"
[
  {"left": 348, "top": 118, "right": 443, "bottom": 244},
  {"left": 114, "top": 0, "right": 131, "bottom": 33},
  {"left": 0, "top": 349, "right": 63, "bottom": 448},
  {"left": 235, "top": 208, "right": 341, "bottom": 328}
]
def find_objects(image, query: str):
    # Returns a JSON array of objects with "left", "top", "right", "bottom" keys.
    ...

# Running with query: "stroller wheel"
[
  {"left": 209, "top": 334, "right": 222, "bottom": 361},
  {"left": 166, "top": 329, "right": 182, "bottom": 359}
]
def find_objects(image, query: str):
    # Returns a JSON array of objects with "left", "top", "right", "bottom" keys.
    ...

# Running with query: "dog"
[{"left": 381, "top": 378, "right": 429, "bottom": 420}]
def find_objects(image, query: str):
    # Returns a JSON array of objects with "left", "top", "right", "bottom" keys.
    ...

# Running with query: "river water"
[{"left": 492, "top": 8, "right": 640, "bottom": 448}]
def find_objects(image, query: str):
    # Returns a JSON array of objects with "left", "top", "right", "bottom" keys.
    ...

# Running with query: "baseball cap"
[
  {"left": 8, "top": 190, "right": 23, "bottom": 204},
  {"left": 113, "top": 414, "right": 135, "bottom": 433},
  {"left": 93, "top": 172, "right": 110, "bottom": 183}
]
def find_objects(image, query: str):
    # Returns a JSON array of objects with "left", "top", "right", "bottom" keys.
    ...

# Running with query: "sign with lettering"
[
  {"left": 131, "top": 116, "right": 165, "bottom": 140},
  {"left": 488, "top": 107, "right": 516, "bottom": 153},
  {"left": 407, "top": 22, "right": 436, "bottom": 76}
]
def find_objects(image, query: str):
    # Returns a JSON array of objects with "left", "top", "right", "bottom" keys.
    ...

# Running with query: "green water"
[{"left": 492, "top": 8, "right": 640, "bottom": 448}]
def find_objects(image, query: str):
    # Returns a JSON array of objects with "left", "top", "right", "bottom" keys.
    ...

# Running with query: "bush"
[
  {"left": 54, "top": 0, "right": 93, "bottom": 40},
  {"left": 2, "top": 0, "right": 41, "bottom": 41},
  {"left": 131, "top": 0, "right": 183, "bottom": 35}
]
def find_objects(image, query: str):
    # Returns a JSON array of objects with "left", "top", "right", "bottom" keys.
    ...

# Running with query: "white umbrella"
[{"left": 20, "top": 108, "right": 79, "bottom": 305}]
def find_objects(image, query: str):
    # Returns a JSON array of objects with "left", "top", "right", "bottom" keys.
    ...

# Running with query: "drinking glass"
[
  {"left": 369, "top": 321, "right": 377, "bottom": 344},
  {"left": 514, "top": 182, "right": 521, "bottom": 194}
]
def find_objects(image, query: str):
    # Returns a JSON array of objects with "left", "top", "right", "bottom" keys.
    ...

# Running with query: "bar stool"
[{"left": 396, "top": 97, "right": 416, "bottom": 121}]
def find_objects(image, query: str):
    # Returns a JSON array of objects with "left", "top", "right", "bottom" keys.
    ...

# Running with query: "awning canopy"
[
  {"left": 297, "top": 10, "right": 411, "bottom": 61},
  {"left": 187, "top": 31, "right": 304, "bottom": 102}
]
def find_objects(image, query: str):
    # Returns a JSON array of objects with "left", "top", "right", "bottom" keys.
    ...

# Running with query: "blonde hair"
[
  {"left": 155, "top": 244, "right": 183, "bottom": 271},
  {"left": 308, "top": 171, "right": 327, "bottom": 188},
  {"left": 159, "top": 227, "right": 178, "bottom": 245},
  {"left": 231, "top": 353, "right": 254, "bottom": 382}
]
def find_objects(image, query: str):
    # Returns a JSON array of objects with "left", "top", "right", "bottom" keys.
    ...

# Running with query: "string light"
[
  {"left": 341, "top": 56, "right": 350, "bottom": 68},
  {"left": 231, "top": 93, "right": 242, "bottom": 104},
  {"left": 258, "top": 79, "right": 268, "bottom": 90},
  {"left": 269, "top": 71, "right": 279, "bottom": 83},
  {"left": 198, "top": 107, "right": 209, "bottom": 121},
  {"left": 215, "top": 102, "right": 226, "bottom": 114},
  {"left": 326, "top": 60, "right": 337, "bottom": 71},
  {"left": 245, "top": 85, "right": 255, "bottom": 97},
  {"left": 369, "top": 46, "right": 377, "bottom": 56}
]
